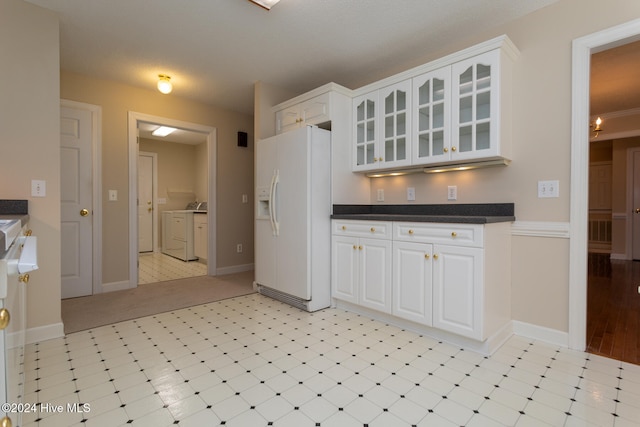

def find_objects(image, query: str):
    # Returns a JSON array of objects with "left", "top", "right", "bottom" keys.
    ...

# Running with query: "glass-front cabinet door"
[
  {"left": 451, "top": 50, "right": 500, "bottom": 161},
  {"left": 412, "top": 67, "right": 451, "bottom": 165},
  {"left": 353, "top": 92, "right": 378, "bottom": 171},
  {"left": 379, "top": 81, "right": 412, "bottom": 169}
]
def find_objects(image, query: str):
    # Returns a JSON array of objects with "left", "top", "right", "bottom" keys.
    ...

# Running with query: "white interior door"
[
  {"left": 632, "top": 151, "right": 640, "bottom": 260},
  {"left": 138, "top": 153, "right": 154, "bottom": 253},
  {"left": 61, "top": 106, "right": 93, "bottom": 298}
]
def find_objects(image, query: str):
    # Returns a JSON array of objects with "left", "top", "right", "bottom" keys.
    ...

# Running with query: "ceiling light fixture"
[
  {"left": 157, "top": 74, "right": 173, "bottom": 94},
  {"left": 152, "top": 126, "right": 177, "bottom": 137},
  {"left": 249, "top": 0, "right": 280, "bottom": 10}
]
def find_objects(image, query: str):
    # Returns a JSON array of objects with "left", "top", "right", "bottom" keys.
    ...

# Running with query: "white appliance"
[
  {"left": 161, "top": 210, "right": 198, "bottom": 261},
  {"left": 255, "top": 125, "right": 331, "bottom": 312}
]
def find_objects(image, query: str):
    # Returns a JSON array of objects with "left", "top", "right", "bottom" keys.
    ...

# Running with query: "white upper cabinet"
[
  {"left": 351, "top": 35, "right": 518, "bottom": 173},
  {"left": 381, "top": 81, "right": 412, "bottom": 168},
  {"left": 353, "top": 81, "right": 412, "bottom": 171},
  {"left": 412, "top": 67, "right": 451, "bottom": 165},
  {"left": 275, "top": 92, "right": 331, "bottom": 134},
  {"left": 451, "top": 50, "right": 501, "bottom": 161},
  {"left": 353, "top": 91, "right": 379, "bottom": 171}
]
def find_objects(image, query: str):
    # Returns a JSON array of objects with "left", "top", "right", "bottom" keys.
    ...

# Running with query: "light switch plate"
[
  {"left": 447, "top": 185, "right": 457, "bottom": 201},
  {"left": 538, "top": 180, "right": 559, "bottom": 198},
  {"left": 109, "top": 190, "right": 118, "bottom": 201},
  {"left": 407, "top": 187, "right": 415, "bottom": 201},
  {"left": 377, "top": 189, "right": 384, "bottom": 202},
  {"left": 31, "top": 180, "right": 46, "bottom": 197}
]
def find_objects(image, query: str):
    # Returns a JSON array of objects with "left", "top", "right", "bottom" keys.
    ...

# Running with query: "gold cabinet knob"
[
  {"left": 433, "top": 254, "right": 439, "bottom": 260},
  {"left": 148, "top": 207, "right": 153, "bottom": 213},
  {"left": 425, "top": 254, "right": 430, "bottom": 259},
  {"left": 80, "top": 208, "right": 89, "bottom": 217},
  {"left": 0, "top": 415, "right": 12, "bottom": 427},
  {"left": 451, "top": 232, "right": 457, "bottom": 237},
  {"left": 443, "top": 147, "right": 448, "bottom": 153},
  {"left": 19, "top": 274, "right": 29, "bottom": 284},
  {"left": 358, "top": 245, "right": 363, "bottom": 250},
  {"left": 0, "top": 309, "right": 10, "bottom": 330},
  {"left": 25, "top": 229, "right": 32, "bottom": 237},
  {"left": 408, "top": 229, "right": 414, "bottom": 235},
  {"left": 353, "top": 245, "right": 357, "bottom": 250},
  {"left": 452, "top": 146, "right": 457, "bottom": 152},
  {"left": 379, "top": 157, "right": 384, "bottom": 162},
  {"left": 342, "top": 225, "right": 346, "bottom": 230},
  {"left": 370, "top": 227, "right": 376, "bottom": 233}
]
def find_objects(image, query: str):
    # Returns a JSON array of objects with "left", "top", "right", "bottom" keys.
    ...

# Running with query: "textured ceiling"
[{"left": 27, "top": 0, "right": 560, "bottom": 115}]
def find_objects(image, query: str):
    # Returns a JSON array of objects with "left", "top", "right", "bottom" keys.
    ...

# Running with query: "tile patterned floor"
[
  {"left": 138, "top": 253, "right": 207, "bottom": 284},
  {"left": 18, "top": 294, "right": 640, "bottom": 426}
]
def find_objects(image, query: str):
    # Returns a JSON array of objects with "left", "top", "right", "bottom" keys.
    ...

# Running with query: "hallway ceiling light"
[
  {"left": 152, "top": 126, "right": 177, "bottom": 137},
  {"left": 249, "top": 0, "right": 280, "bottom": 10},
  {"left": 157, "top": 74, "right": 172, "bottom": 94}
]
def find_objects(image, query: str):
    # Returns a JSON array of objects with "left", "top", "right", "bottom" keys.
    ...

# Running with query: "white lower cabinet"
[
  {"left": 432, "top": 244, "right": 483, "bottom": 340},
  {"left": 331, "top": 221, "right": 392, "bottom": 313},
  {"left": 392, "top": 241, "right": 433, "bottom": 325},
  {"left": 333, "top": 219, "right": 511, "bottom": 344}
]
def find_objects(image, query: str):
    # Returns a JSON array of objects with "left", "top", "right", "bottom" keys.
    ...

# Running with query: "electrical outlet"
[
  {"left": 377, "top": 189, "right": 384, "bottom": 202},
  {"left": 407, "top": 187, "right": 415, "bottom": 201},
  {"left": 242, "top": 194, "right": 248, "bottom": 204},
  {"left": 236, "top": 244, "right": 243, "bottom": 253},
  {"left": 109, "top": 190, "right": 118, "bottom": 201},
  {"left": 447, "top": 185, "right": 457, "bottom": 201},
  {"left": 538, "top": 180, "right": 559, "bottom": 198}
]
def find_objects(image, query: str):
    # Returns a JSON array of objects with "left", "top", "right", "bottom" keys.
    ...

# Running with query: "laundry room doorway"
[{"left": 128, "top": 112, "right": 217, "bottom": 287}]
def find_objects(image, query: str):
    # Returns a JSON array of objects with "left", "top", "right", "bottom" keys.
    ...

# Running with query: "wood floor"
[{"left": 587, "top": 253, "right": 640, "bottom": 364}]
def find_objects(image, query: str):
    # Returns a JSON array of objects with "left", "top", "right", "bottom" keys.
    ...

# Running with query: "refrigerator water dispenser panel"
[{"left": 256, "top": 187, "right": 270, "bottom": 219}]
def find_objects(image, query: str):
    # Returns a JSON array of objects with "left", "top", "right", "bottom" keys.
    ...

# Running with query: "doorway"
[
  {"left": 571, "top": 19, "right": 640, "bottom": 351},
  {"left": 128, "top": 112, "right": 217, "bottom": 287}
]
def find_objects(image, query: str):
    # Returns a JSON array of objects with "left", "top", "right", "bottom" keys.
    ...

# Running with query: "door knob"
[
  {"left": 0, "top": 308, "right": 10, "bottom": 330},
  {"left": 80, "top": 209, "right": 89, "bottom": 217},
  {"left": 635, "top": 208, "right": 640, "bottom": 214},
  {"left": 148, "top": 207, "right": 153, "bottom": 213}
]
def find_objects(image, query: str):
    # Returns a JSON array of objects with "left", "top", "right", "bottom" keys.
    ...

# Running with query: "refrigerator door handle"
[
  {"left": 269, "top": 169, "right": 277, "bottom": 235},
  {"left": 272, "top": 169, "right": 280, "bottom": 236}
]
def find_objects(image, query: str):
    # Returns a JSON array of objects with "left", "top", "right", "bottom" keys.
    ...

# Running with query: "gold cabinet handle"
[
  {"left": 379, "top": 157, "right": 384, "bottom": 162},
  {"left": 0, "top": 309, "right": 10, "bottom": 330},
  {"left": 0, "top": 415, "right": 12, "bottom": 427},
  {"left": 353, "top": 245, "right": 357, "bottom": 250},
  {"left": 452, "top": 146, "right": 457, "bottom": 152},
  {"left": 408, "top": 229, "right": 414, "bottom": 235},
  {"left": 342, "top": 225, "right": 347, "bottom": 230},
  {"left": 80, "top": 208, "right": 89, "bottom": 217},
  {"left": 148, "top": 207, "right": 153, "bottom": 213},
  {"left": 443, "top": 147, "right": 448, "bottom": 153},
  {"left": 25, "top": 229, "right": 32, "bottom": 237},
  {"left": 19, "top": 274, "right": 29, "bottom": 284},
  {"left": 425, "top": 254, "right": 430, "bottom": 259},
  {"left": 433, "top": 254, "right": 439, "bottom": 260},
  {"left": 358, "top": 245, "right": 363, "bottom": 250},
  {"left": 451, "top": 232, "right": 457, "bottom": 237},
  {"left": 370, "top": 227, "right": 376, "bottom": 233}
]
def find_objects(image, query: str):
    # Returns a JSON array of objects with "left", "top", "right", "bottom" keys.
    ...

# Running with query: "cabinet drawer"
[
  {"left": 332, "top": 220, "right": 391, "bottom": 239},
  {"left": 393, "top": 222, "right": 483, "bottom": 247}
]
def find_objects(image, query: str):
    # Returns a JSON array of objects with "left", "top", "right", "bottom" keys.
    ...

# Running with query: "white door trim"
[
  {"left": 570, "top": 18, "right": 640, "bottom": 351},
  {"left": 128, "top": 112, "right": 217, "bottom": 288},
  {"left": 61, "top": 99, "right": 103, "bottom": 295},
  {"left": 627, "top": 147, "right": 640, "bottom": 259}
]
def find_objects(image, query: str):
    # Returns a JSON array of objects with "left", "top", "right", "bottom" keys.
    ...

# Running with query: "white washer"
[{"left": 162, "top": 210, "right": 197, "bottom": 261}]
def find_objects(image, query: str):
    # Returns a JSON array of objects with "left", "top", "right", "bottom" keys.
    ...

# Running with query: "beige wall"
[
  {"left": 256, "top": 0, "right": 640, "bottom": 335},
  {"left": 61, "top": 71, "right": 254, "bottom": 284},
  {"left": 0, "top": 0, "right": 60, "bottom": 330}
]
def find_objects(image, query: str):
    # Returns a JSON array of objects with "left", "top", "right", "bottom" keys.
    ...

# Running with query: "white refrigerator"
[{"left": 255, "top": 125, "right": 331, "bottom": 311}]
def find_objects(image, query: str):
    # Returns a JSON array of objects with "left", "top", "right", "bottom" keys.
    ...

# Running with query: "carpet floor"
[{"left": 61, "top": 271, "right": 255, "bottom": 334}]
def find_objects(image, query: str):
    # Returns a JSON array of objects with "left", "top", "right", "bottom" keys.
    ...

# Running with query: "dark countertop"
[
  {"left": 0, "top": 200, "right": 30, "bottom": 255},
  {"left": 331, "top": 203, "right": 515, "bottom": 224}
]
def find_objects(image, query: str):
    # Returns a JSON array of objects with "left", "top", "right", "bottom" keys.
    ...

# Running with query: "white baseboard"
[
  {"left": 26, "top": 322, "right": 65, "bottom": 344},
  {"left": 101, "top": 280, "right": 134, "bottom": 293},
  {"left": 512, "top": 320, "right": 569, "bottom": 348},
  {"left": 216, "top": 263, "right": 254, "bottom": 275}
]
